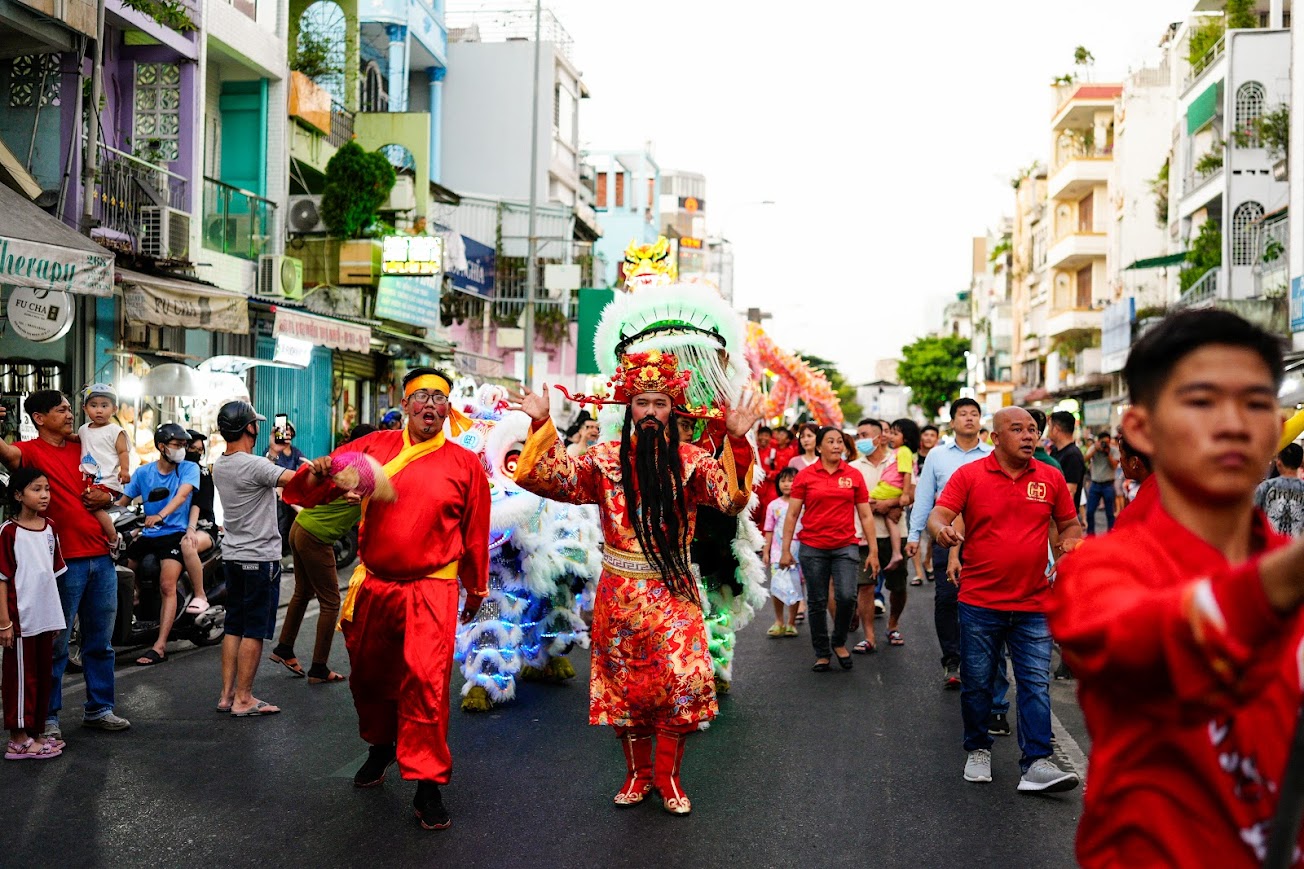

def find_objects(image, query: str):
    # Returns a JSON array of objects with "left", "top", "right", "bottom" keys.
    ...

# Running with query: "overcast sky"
[{"left": 455, "top": 0, "right": 1197, "bottom": 382}]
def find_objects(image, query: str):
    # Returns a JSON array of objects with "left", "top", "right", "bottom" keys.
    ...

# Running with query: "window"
[
  {"left": 1075, "top": 265, "right": 1093, "bottom": 308},
  {"left": 134, "top": 63, "right": 182, "bottom": 162},
  {"left": 297, "top": 2, "right": 347, "bottom": 103},
  {"left": 8, "top": 54, "right": 60, "bottom": 108},
  {"left": 1077, "top": 192, "right": 1094, "bottom": 233},
  {"left": 614, "top": 172, "right": 625, "bottom": 208},
  {"left": 1232, "top": 201, "right": 1265, "bottom": 265},
  {"left": 595, "top": 172, "right": 607, "bottom": 208},
  {"left": 1234, "top": 81, "right": 1266, "bottom": 147},
  {"left": 360, "top": 62, "right": 387, "bottom": 112},
  {"left": 553, "top": 83, "right": 561, "bottom": 130}
]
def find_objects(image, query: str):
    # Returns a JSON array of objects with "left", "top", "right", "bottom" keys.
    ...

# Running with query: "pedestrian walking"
[
  {"left": 1254, "top": 443, "right": 1304, "bottom": 537},
  {"left": 928, "top": 407, "right": 1082, "bottom": 792},
  {"left": 1047, "top": 412, "right": 1086, "bottom": 512},
  {"left": 286, "top": 369, "right": 490, "bottom": 829},
  {"left": 1, "top": 468, "right": 67, "bottom": 761},
  {"left": 1082, "top": 431, "right": 1120, "bottom": 534},
  {"left": 780, "top": 427, "right": 879, "bottom": 672},
  {"left": 905, "top": 398, "right": 992, "bottom": 689},
  {"left": 870, "top": 418, "right": 918, "bottom": 573},
  {"left": 0, "top": 392, "right": 128, "bottom": 740},
  {"left": 787, "top": 422, "right": 820, "bottom": 472},
  {"left": 762, "top": 467, "right": 802, "bottom": 637},
  {"left": 211, "top": 401, "right": 298, "bottom": 719},
  {"left": 911, "top": 424, "right": 940, "bottom": 582},
  {"left": 850, "top": 419, "right": 908, "bottom": 652},
  {"left": 269, "top": 423, "right": 376, "bottom": 684},
  {"left": 1049, "top": 309, "right": 1304, "bottom": 866}
]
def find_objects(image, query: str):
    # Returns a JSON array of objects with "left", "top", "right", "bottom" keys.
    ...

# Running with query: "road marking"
[
  {"left": 330, "top": 751, "right": 371, "bottom": 779},
  {"left": 1051, "top": 709, "right": 1088, "bottom": 785}
]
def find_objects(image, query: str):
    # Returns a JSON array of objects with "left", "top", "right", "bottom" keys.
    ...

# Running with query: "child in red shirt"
[
  {"left": 1, "top": 467, "right": 68, "bottom": 761},
  {"left": 1050, "top": 309, "right": 1304, "bottom": 867}
]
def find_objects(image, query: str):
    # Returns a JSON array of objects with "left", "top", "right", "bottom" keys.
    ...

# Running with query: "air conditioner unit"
[
  {"left": 381, "top": 176, "right": 416, "bottom": 213},
  {"left": 287, "top": 194, "right": 326, "bottom": 234},
  {"left": 259, "top": 254, "right": 305, "bottom": 300},
  {"left": 140, "top": 206, "right": 191, "bottom": 261},
  {"left": 205, "top": 214, "right": 256, "bottom": 251}
]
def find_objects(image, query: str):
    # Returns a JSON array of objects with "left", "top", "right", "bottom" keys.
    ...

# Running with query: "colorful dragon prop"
[
  {"left": 450, "top": 383, "right": 603, "bottom": 712},
  {"left": 744, "top": 321, "right": 845, "bottom": 428}
]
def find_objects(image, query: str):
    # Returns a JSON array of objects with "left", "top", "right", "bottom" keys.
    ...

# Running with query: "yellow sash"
[{"left": 338, "top": 430, "right": 456, "bottom": 625}]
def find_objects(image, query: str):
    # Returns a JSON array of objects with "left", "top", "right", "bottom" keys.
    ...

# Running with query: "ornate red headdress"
[{"left": 554, "top": 350, "right": 722, "bottom": 419}]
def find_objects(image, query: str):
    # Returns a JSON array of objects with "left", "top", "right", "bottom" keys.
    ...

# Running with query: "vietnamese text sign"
[
  {"left": 375, "top": 274, "right": 441, "bottom": 330},
  {"left": 448, "top": 234, "right": 495, "bottom": 299},
  {"left": 124, "top": 281, "right": 249, "bottom": 334},
  {"left": 272, "top": 308, "right": 371, "bottom": 353},
  {"left": 382, "top": 235, "right": 443, "bottom": 276}
]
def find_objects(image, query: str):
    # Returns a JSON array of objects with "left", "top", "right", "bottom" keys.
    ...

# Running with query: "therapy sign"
[{"left": 0, "top": 237, "right": 112, "bottom": 297}]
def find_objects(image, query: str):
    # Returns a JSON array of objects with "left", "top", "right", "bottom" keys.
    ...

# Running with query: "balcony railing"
[
  {"left": 1174, "top": 267, "right": 1220, "bottom": 308},
  {"left": 1183, "top": 34, "right": 1226, "bottom": 93},
  {"left": 94, "top": 144, "right": 189, "bottom": 247},
  {"left": 446, "top": 8, "right": 575, "bottom": 63},
  {"left": 328, "top": 101, "right": 355, "bottom": 148},
  {"left": 202, "top": 177, "right": 276, "bottom": 261},
  {"left": 1255, "top": 215, "right": 1289, "bottom": 295},
  {"left": 290, "top": 71, "right": 355, "bottom": 147}
]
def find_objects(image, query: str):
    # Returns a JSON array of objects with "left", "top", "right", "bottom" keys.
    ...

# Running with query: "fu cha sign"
[
  {"left": 382, "top": 235, "right": 443, "bottom": 276},
  {"left": 6, "top": 286, "right": 74, "bottom": 342}
]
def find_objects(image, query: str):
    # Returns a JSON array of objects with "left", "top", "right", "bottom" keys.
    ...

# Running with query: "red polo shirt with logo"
[
  {"left": 935, "top": 452, "right": 1076, "bottom": 611},
  {"left": 790, "top": 460, "right": 868, "bottom": 550}
]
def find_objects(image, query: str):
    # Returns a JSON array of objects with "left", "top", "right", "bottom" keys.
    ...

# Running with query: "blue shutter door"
[{"left": 252, "top": 337, "right": 333, "bottom": 459}]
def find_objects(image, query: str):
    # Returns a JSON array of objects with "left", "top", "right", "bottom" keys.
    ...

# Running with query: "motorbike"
[{"left": 109, "top": 488, "right": 227, "bottom": 648}]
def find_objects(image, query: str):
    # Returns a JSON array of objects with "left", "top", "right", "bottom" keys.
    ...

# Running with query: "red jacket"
[{"left": 1049, "top": 504, "right": 1303, "bottom": 868}]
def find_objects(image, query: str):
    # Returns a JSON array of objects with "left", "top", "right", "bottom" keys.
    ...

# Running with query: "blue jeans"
[
  {"left": 798, "top": 544, "right": 859, "bottom": 658},
  {"left": 1085, "top": 481, "right": 1115, "bottom": 535},
  {"left": 959, "top": 603, "right": 1053, "bottom": 772},
  {"left": 50, "top": 555, "right": 118, "bottom": 722}
]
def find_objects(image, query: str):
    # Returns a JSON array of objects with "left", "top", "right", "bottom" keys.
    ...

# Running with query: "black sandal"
[
  {"left": 811, "top": 659, "right": 832, "bottom": 672},
  {"left": 834, "top": 651, "right": 853, "bottom": 670}
]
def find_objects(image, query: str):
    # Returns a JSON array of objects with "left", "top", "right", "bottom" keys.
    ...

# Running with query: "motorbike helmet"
[
  {"left": 217, "top": 400, "right": 265, "bottom": 439},
  {"left": 154, "top": 422, "right": 191, "bottom": 449},
  {"left": 185, "top": 429, "right": 207, "bottom": 443}
]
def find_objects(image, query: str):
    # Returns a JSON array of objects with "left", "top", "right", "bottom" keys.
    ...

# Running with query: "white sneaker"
[
  {"left": 1017, "top": 758, "right": 1079, "bottom": 793},
  {"left": 964, "top": 749, "right": 992, "bottom": 783}
]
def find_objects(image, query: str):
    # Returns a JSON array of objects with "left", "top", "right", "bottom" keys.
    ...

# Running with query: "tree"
[
  {"left": 1225, "top": 0, "right": 1257, "bottom": 29},
  {"left": 796, "top": 352, "right": 863, "bottom": 424},
  {"left": 897, "top": 335, "right": 970, "bottom": 422},
  {"left": 320, "top": 142, "right": 396, "bottom": 239},
  {"left": 1073, "top": 45, "right": 1095, "bottom": 81}
]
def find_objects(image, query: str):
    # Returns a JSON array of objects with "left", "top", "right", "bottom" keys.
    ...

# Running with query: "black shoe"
[
  {"left": 989, "top": 713, "right": 1011, "bottom": 737},
  {"left": 943, "top": 664, "right": 962, "bottom": 690},
  {"left": 353, "top": 744, "right": 396, "bottom": 788},
  {"left": 414, "top": 781, "right": 451, "bottom": 830},
  {"left": 1054, "top": 662, "right": 1074, "bottom": 681}
]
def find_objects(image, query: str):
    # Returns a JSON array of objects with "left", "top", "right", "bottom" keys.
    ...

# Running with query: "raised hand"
[
  {"left": 507, "top": 384, "right": 552, "bottom": 423},
  {"left": 725, "top": 388, "right": 765, "bottom": 438}
]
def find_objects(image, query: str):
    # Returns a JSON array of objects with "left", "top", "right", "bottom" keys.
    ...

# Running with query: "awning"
[
  {"left": 1187, "top": 82, "right": 1220, "bottom": 134},
  {"left": 1124, "top": 252, "right": 1188, "bottom": 270},
  {"left": 272, "top": 306, "right": 371, "bottom": 353},
  {"left": 119, "top": 268, "right": 250, "bottom": 334},
  {"left": 372, "top": 323, "right": 454, "bottom": 356},
  {"left": 429, "top": 180, "right": 461, "bottom": 206},
  {"left": 0, "top": 183, "right": 114, "bottom": 297}
]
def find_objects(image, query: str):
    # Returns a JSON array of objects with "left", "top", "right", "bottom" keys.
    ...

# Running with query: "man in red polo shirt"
[
  {"left": 928, "top": 406, "right": 1082, "bottom": 791},
  {"left": 1049, "top": 309, "right": 1304, "bottom": 867}
]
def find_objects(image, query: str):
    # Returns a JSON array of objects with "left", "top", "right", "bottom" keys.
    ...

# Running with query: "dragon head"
[{"left": 622, "top": 236, "right": 676, "bottom": 290}]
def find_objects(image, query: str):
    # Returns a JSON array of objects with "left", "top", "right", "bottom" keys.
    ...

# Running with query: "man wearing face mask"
[
  {"left": 116, "top": 423, "right": 201, "bottom": 666},
  {"left": 179, "top": 430, "right": 217, "bottom": 615}
]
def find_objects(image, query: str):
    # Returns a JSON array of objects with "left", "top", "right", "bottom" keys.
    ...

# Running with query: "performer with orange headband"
[
  {"left": 283, "top": 367, "right": 490, "bottom": 832},
  {"left": 511, "top": 350, "right": 761, "bottom": 815}
]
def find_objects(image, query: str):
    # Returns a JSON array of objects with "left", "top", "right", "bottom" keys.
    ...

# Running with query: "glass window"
[
  {"left": 1232, "top": 201, "right": 1265, "bottom": 266},
  {"left": 1234, "top": 81, "right": 1266, "bottom": 147}
]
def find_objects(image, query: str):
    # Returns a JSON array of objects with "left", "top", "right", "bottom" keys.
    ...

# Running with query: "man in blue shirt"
[
  {"left": 117, "top": 423, "right": 200, "bottom": 666},
  {"left": 906, "top": 398, "right": 992, "bottom": 689}
]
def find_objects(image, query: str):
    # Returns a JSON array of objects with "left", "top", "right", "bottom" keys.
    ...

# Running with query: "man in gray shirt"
[
  {"left": 1255, "top": 443, "right": 1304, "bottom": 537},
  {"left": 212, "top": 401, "right": 297, "bottom": 717},
  {"left": 1083, "top": 431, "right": 1120, "bottom": 535}
]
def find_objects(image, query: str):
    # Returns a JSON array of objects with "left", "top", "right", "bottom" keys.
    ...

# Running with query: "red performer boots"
[
  {"left": 652, "top": 728, "right": 692, "bottom": 816},
  {"left": 613, "top": 729, "right": 654, "bottom": 807}
]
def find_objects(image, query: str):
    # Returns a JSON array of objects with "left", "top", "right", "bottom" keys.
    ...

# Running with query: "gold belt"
[{"left": 602, "top": 549, "right": 664, "bottom": 580}]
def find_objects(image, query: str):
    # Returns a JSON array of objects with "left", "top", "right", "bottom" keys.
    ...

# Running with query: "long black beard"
[{"left": 619, "top": 409, "right": 698, "bottom": 603}]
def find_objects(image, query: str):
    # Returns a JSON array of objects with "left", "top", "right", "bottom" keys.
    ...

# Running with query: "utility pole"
[
  {"left": 521, "top": 0, "right": 542, "bottom": 387},
  {"left": 80, "top": 0, "right": 105, "bottom": 232}
]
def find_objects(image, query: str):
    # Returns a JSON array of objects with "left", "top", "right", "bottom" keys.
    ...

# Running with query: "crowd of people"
[{"left": 8, "top": 308, "right": 1304, "bottom": 863}]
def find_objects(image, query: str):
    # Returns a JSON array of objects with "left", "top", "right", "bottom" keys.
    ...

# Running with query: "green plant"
[
  {"left": 1009, "top": 160, "right": 1041, "bottom": 190},
  {"left": 1194, "top": 143, "right": 1224, "bottom": 177},
  {"left": 1264, "top": 235, "right": 1285, "bottom": 263},
  {"left": 1258, "top": 104, "right": 1290, "bottom": 159},
  {"left": 1073, "top": 46, "right": 1095, "bottom": 81},
  {"left": 1188, "top": 18, "right": 1225, "bottom": 71},
  {"left": 1225, "top": 0, "right": 1257, "bottom": 29},
  {"left": 320, "top": 142, "right": 396, "bottom": 238},
  {"left": 121, "top": 0, "right": 196, "bottom": 31},
  {"left": 1051, "top": 73, "right": 1076, "bottom": 87},
  {"left": 1180, "top": 220, "right": 1222, "bottom": 291},
  {"left": 1149, "top": 159, "right": 1170, "bottom": 228},
  {"left": 897, "top": 335, "right": 971, "bottom": 422},
  {"left": 535, "top": 305, "right": 569, "bottom": 346},
  {"left": 1135, "top": 305, "right": 1168, "bottom": 321},
  {"left": 988, "top": 238, "right": 1011, "bottom": 263},
  {"left": 292, "top": 26, "right": 342, "bottom": 81}
]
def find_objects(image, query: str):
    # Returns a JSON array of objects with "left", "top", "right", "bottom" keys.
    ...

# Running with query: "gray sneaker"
[
  {"left": 41, "top": 721, "right": 62, "bottom": 742},
  {"left": 82, "top": 711, "right": 131, "bottom": 732},
  {"left": 1017, "top": 758, "right": 1079, "bottom": 793},
  {"left": 964, "top": 749, "right": 992, "bottom": 783}
]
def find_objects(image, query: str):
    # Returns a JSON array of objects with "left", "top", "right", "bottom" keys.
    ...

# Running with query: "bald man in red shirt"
[{"left": 1050, "top": 309, "right": 1304, "bottom": 867}]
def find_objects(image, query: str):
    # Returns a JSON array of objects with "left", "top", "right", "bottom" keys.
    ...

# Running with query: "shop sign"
[
  {"left": 447, "top": 234, "right": 495, "bottom": 299},
  {"left": 123, "top": 281, "right": 249, "bottom": 334},
  {"left": 272, "top": 308, "right": 371, "bottom": 353},
  {"left": 274, "top": 335, "right": 313, "bottom": 367},
  {"left": 678, "top": 196, "right": 704, "bottom": 213},
  {"left": 0, "top": 237, "right": 112, "bottom": 297},
  {"left": 453, "top": 349, "right": 503, "bottom": 378},
  {"left": 1291, "top": 276, "right": 1304, "bottom": 333},
  {"left": 1084, "top": 398, "right": 1113, "bottom": 428},
  {"left": 6, "top": 286, "right": 74, "bottom": 342},
  {"left": 375, "top": 274, "right": 441, "bottom": 330},
  {"left": 382, "top": 235, "right": 443, "bottom": 276},
  {"left": 678, "top": 236, "right": 703, "bottom": 250}
]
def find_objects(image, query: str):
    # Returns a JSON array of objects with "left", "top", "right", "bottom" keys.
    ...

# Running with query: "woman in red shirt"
[{"left": 779, "top": 427, "right": 878, "bottom": 671}]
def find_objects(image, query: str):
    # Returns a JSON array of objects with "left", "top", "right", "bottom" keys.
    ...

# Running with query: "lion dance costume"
[{"left": 514, "top": 348, "right": 754, "bottom": 815}]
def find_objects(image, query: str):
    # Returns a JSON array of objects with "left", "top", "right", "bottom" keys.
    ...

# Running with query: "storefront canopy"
[
  {"left": 0, "top": 183, "right": 114, "bottom": 297},
  {"left": 119, "top": 269, "right": 249, "bottom": 334},
  {"left": 272, "top": 306, "right": 371, "bottom": 354},
  {"left": 1124, "top": 252, "right": 1187, "bottom": 270}
]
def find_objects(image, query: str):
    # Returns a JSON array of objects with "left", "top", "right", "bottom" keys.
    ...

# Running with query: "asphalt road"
[{"left": 1, "top": 565, "right": 1089, "bottom": 869}]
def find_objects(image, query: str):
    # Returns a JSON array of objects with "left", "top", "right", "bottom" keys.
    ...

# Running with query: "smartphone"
[{"left": 274, "top": 414, "right": 288, "bottom": 442}]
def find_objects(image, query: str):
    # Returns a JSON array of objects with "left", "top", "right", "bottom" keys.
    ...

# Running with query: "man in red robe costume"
[
  {"left": 284, "top": 367, "right": 490, "bottom": 831},
  {"left": 512, "top": 350, "right": 760, "bottom": 815}
]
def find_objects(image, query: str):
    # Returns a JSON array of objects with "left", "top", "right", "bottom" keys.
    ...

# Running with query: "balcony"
[
  {"left": 1048, "top": 144, "right": 1111, "bottom": 201},
  {"left": 289, "top": 72, "right": 356, "bottom": 176},
  {"left": 1174, "top": 267, "right": 1220, "bottom": 309},
  {"left": 1046, "top": 307, "right": 1102, "bottom": 339},
  {"left": 202, "top": 177, "right": 276, "bottom": 261},
  {"left": 1046, "top": 231, "right": 1107, "bottom": 271},
  {"left": 1182, "top": 34, "right": 1226, "bottom": 95},
  {"left": 1253, "top": 213, "right": 1289, "bottom": 297},
  {"left": 92, "top": 144, "right": 190, "bottom": 258}
]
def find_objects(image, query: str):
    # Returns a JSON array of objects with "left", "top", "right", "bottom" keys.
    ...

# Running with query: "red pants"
[
  {"left": 2, "top": 631, "right": 54, "bottom": 735},
  {"left": 341, "top": 574, "right": 458, "bottom": 783}
]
